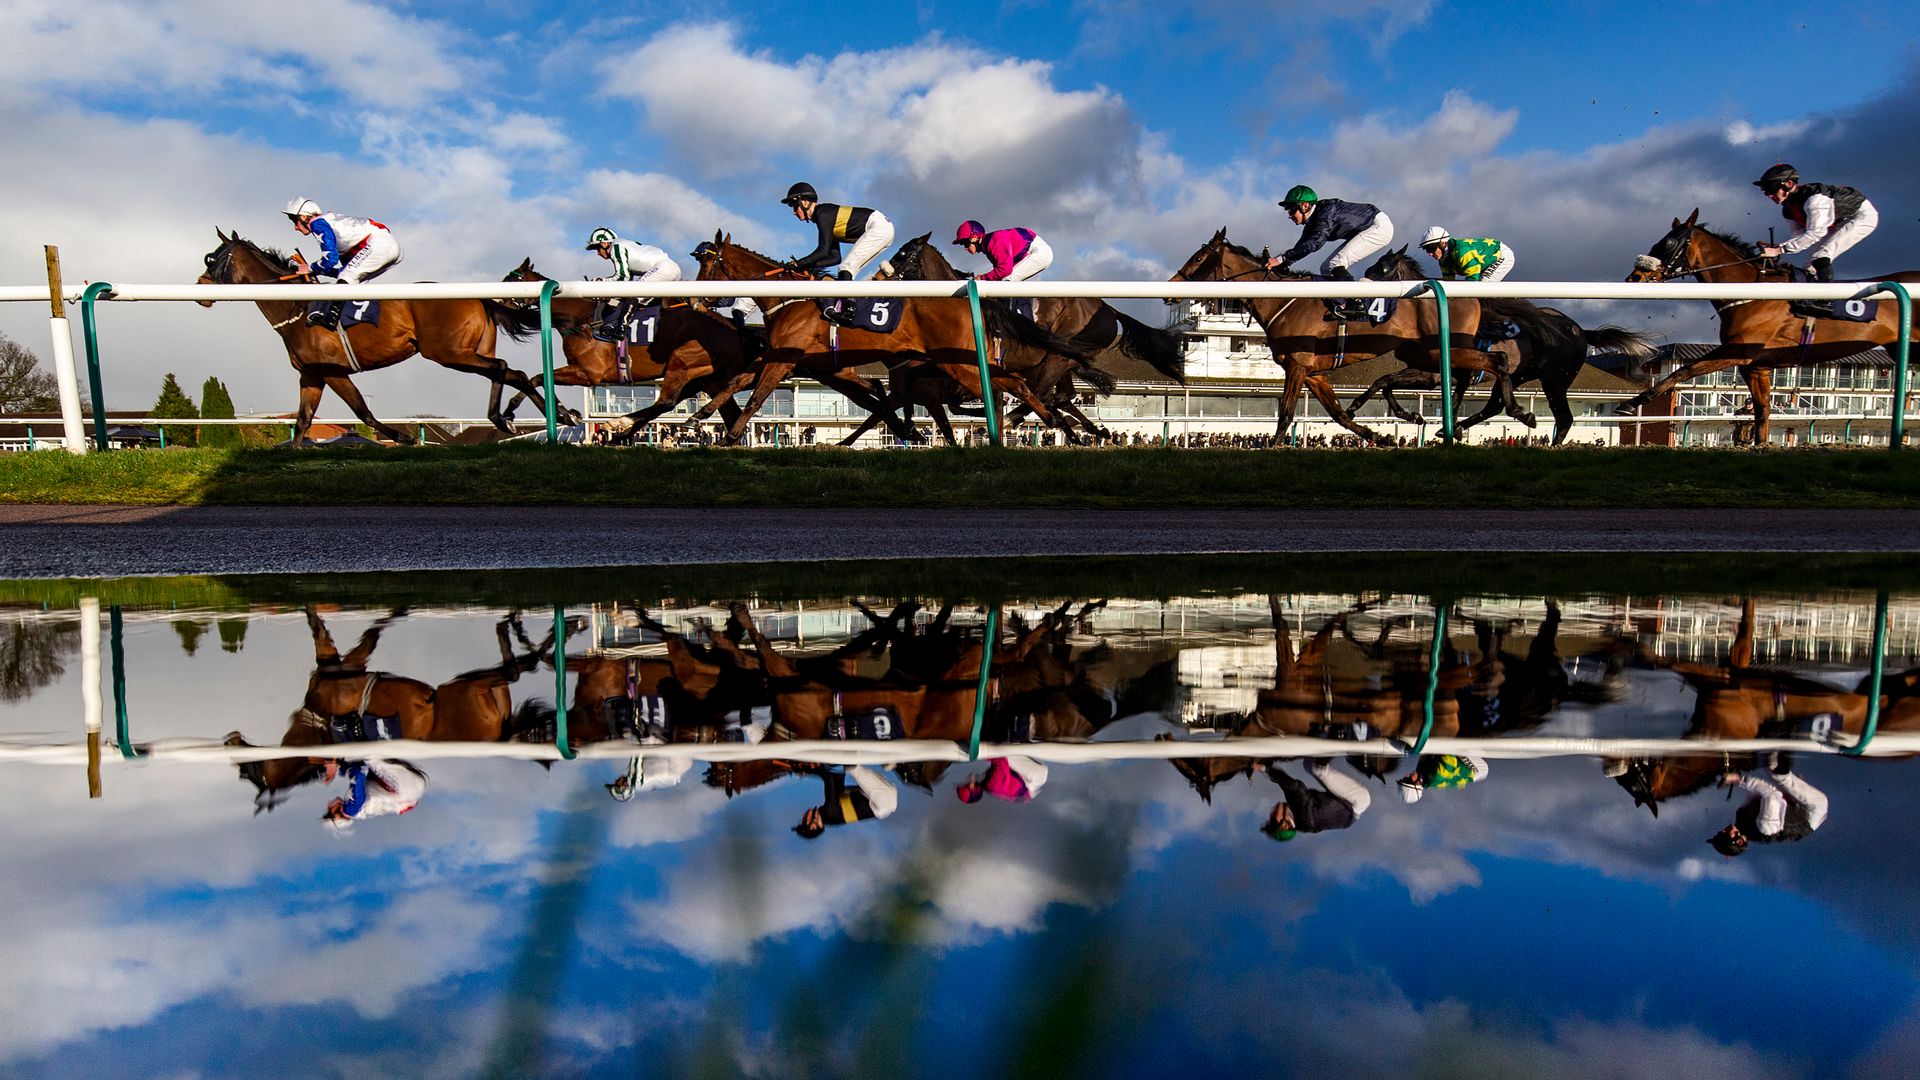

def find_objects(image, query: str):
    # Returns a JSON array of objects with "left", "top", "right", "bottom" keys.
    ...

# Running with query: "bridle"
[{"left": 1638, "top": 224, "right": 1773, "bottom": 283}]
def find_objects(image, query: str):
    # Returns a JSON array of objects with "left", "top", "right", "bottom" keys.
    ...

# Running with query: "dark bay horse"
[
  {"left": 226, "top": 606, "right": 555, "bottom": 810},
  {"left": 1170, "top": 229, "right": 1515, "bottom": 443},
  {"left": 1358, "top": 247, "right": 1658, "bottom": 443},
  {"left": 196, "top": 230, "right": 563, "bottom": 444},
  {"left": 690, "top": 233, "right": 1091, "bottom": 443},
  {"left": 1621, "top": 209, "right": 1920, "bottom": 443}
]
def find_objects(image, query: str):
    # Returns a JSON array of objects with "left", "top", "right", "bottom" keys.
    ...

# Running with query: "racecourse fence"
[{"left": 2, "top": 276, "right": 1911, "bottom": 453}]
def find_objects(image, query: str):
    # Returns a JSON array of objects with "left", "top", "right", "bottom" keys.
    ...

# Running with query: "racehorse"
[
  {"left": 1169, "top": 229, "right": 1517, "bottom": 443},
  {"left": 1621, "top": 209, "right": 1920, "bottom": 444},
  {"left": 1358, "top": 247, "right": 1658, "bottom": 444},
  {"left": 689, "top": 233, "right": 1092, "bottom": 443},
  {"left": 226, "top": 607, "right": 555, "bottom": 810},
  {"left": 196, "top": 230, "right": 565, "bottom": 444}
]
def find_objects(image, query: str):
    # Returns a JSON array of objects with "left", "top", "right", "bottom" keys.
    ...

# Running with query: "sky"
[
  {"left": 0, "top": 1, "right": 1915, "bottom": 416},
  {"left": 5, "top": 594, "right": 1920, "bottom": 1075}
]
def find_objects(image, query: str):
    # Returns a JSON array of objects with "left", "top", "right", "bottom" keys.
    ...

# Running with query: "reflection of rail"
[{"left": 10, "top": 732, "right": 1920, "bottom": 766}]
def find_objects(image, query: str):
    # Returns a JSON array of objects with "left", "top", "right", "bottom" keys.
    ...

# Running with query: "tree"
[
  {"left": 151, "top": 372, "right": 199, "bottom": 446},
  {"left": 199, "top": 376, "right": 240, "bottom": 448},
  {"left": 0, "top": 332, "right": 60, "bottom": 413}
]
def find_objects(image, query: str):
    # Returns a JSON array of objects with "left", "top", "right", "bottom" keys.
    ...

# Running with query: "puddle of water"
[{"left": 3, "top": 555, "right": 1917, "bottom": 1077}]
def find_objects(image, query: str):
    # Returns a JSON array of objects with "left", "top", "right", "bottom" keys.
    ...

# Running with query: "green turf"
[{"left": 3, "top": 442, "right": 1920, "bottom": 508}]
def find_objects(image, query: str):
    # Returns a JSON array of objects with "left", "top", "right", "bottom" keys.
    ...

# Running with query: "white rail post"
[
  {"left": 80, "top": 597, "right": 102, "bottom": 798},
  {"left": 43, "top": 246, "right": 88, "bottom": 454}
]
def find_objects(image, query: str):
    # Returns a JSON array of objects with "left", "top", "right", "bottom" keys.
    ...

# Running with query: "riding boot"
[
  {"left": 305, "top": 299, "right": 341, "bottom": 330},
  {"left": 1323, "top": 266, "right": 1360, "bottom": 320},
  {"left": 591, "top": 299, "right": 621, "bottom": 342},
  {"left": 1790, "top": 257, "right": 1836, "bottom": 318}
]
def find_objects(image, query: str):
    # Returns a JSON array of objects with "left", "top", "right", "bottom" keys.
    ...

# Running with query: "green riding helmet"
[
  {"left": 1280, "top": 184, "right": 1319, "bottom": 209},
  {"left": 585, "top": 227, "right": 617, "bottom": 250}
]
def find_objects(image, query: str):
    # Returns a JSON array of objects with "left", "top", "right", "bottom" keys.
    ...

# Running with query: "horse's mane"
[
  {"left": 722, "top": 239, "right": 785, "bottom": 267},
  {"left": 228, "top": 234, "right": 297, "bottom": 274},
  {"left": 1217, "top": 235, "right": 1265, "bottom": 263},
  {"left": 1697, "top": 225, "right": 1762, "bottom": 258}
]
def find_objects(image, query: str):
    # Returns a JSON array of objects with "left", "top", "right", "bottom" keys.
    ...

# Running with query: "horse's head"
[
  {"left": 225, "top": 715, "right": 329, "bottom": 814},
  {"left": 877, "top": 232, "right": 935, "bottom": 281},
  {"left": 1608, "top": 754, "right": 1720, "bottom": 815},
  {"left": 1170, "top": 228, "right": 1267, "bottom": 284},
  {"left": 1627, "top": 209, "right": 1706, "bottom": 282},
  {"left": 197, "top": 228, "right": 298, "bottom": 305},
  {"left": 1365, "top": 245, "right": 1423, "bottom": 282},
  {"left": 503, "top": 257, "right": 545, "bottom": 283}
]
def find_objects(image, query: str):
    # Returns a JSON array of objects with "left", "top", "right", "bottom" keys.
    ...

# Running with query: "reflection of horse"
[
  {"left": 196, "top": 230, "right": 564, "bottom": 444},
  {"left": 1610, "top": 596, "right": 1920, "bottom": 814},
  {"left": 1621, "top": 210, "right": 1920, "bottom": 444},
  {"left": 691, "top": 233, "right": 1091, "bottom": 443},
  {"left": 1169, "top": 229, "right": 1514, "bottom": 443},
  {"left": 1355, "top": 248, "right": 1658, "bottom": 444},
  {"left": 226, "top": 607, "right": 553, "bottom": 809},
  {"left": 547, "top": 607, "right": 769, "bottom": 749}
]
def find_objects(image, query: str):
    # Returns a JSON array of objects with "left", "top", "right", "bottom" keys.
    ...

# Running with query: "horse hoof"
[{"left": 1516, "top": 412, "right": 1537, "bottom": 428}]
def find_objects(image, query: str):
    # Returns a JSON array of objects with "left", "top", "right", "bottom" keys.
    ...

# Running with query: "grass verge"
[{"left": 3, "top": 442, "right": 1920, "bottom": 508}]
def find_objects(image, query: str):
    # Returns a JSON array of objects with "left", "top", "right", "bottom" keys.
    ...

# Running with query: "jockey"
[
  {"left": 1419, "top": 226, "right": 1516, "bottom": 282},
  {"left": 1709, "top": 761, "right": 1829, "bottom": 856},
  {"left": 782, "top": 181, "right": 895, "bottom": 281},
  {"left": 1754, "top": 164, "right": 1878, "bottom": 282},
  {"left": 585, "top": 227, "right": 683, "bottom": 342},
  {"left": 1266, "top": 185, "right": 1393, "bottom": 317},
  {"left": 284, "top": 196, "right": 402, "bottom": 331},
  {"left": 952, "top": 221, "right": 1054, "bottom": 282},
  {"left": 793, "top": 765, "right": 898, "bottom": 838},
  {"left": 321, "top": 758, "right": 427, "bottom": 834},
  {"left": 1262, "top": 758, "right": 1372, "bottom": 840},
  {"left": 955, "top": 755, "right": 1050, "bottom": 804}
]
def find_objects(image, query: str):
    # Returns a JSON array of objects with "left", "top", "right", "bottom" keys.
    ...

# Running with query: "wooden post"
[{"left": 43, "top": 246, "right": 89, "bottom": 453}]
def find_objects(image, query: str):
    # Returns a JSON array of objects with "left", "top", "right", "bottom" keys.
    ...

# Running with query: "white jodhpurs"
[
  {"left": 1480, "top": 242, "right": 1516, "bottom": 281},
  {"left": 338, "top": 229, "right": 402, "bottom": 284},
  {"left": 842, "top": 212, "right": 895, "bottom": 279},
  {"left": 1002, "top": 236, "right": 1054, "bottom": 281},
  {"left": 1323, "top": 211, "right": 1394, "bottom": 274},
  {"left": 1803, "top": 201, "right": 1878, "bottom": 267}
]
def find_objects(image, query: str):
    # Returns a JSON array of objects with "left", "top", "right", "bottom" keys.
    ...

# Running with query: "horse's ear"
[
  {"left": 713, "top": 229, "right": 724, "bottom": 243},
  {"left": 216, "top": 227, "right": 228, "bottom": 241},
  {"left": 1684, "top": 208, "right": 1700, "bottom": 226},
  {"left": 1211, "top": 227, "right": 1227, "bottom": 242}
]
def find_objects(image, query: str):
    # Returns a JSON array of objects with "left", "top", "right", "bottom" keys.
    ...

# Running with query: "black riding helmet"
[
  {"left": 781, "top": 182, "right": 819, "bottom": 206},
  {"left": 1753, "top": 163, "right": 1799, "bottom": 191}
]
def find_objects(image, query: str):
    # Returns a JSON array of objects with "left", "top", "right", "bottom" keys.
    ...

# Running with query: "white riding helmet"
[
  {"left": 1420, "top": 226, "right": 1451, "bottom": 248},
  {"left": 586, "top": 226, "right": 618, "bottom": 250},
  {"left": 284, "top": 197, "right": 322, "bottom": 220}
]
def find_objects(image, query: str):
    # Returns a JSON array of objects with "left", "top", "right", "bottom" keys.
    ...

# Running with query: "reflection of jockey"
[
  {"left": 1396, "top": 754, "right": 1487, "bottom": 804},
  {"left": 284, "top": 196, "right": 402, "bottom": 330},
  {"left": 606, "top": 754, "right": 693, "bottom": 802},
  {"left": 952, "top": 221, "right": 1054, "bottom": 282},
  {"left": 585, "top": 227, "right": 683, "bottom": 342},
  {"left": 794, "top": 765, "right": 898, "bottom": 839},
  {"left": 1266, "top": 185, "right": 1394, "bottom": 282},
  {"left": 1710, "top": 761, "right": 1829, "bottom": 856},
  {"left": 782, "top": 182, "right": 895, "bottom": 281},
  {"left": 1753, "top": 164, "right": 1878, "bottom": 282},
  {"left": 956, "top": 755, "right": 1050, "bottom": 804},
  {"left": 1420, "top": 226, "right": 1515, "bottom": 282},
  {"left": 322, "top": 759, "right": 427, "bottom": 834},
  {"left": 1263, "top": 758, "right": 1372, "bottom": 840}
]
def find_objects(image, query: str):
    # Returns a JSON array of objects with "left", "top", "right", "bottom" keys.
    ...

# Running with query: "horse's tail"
[
  {"left": 1075, "top": 363, "right": 1118, "bottom": 395},
  {"left": 981, "top": 303, "right": 1097, "bottom": 361},
  {"left": 1583, "top": 326, "right": 1660, "bottom": 361},
  {"left": 483, "top": 298, "right": 546, "bottom": 342},
  {"left": 1109, "top": 309, "right": 1188, "bottom": 384}
]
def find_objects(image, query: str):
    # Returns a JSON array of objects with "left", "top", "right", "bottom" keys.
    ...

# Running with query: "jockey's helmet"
[
  {"left": 283, "top": 196, "right": 321, "bottom": 221},
  {"left": 1420, "top": 226, "right": 1451, "bottom": 249},
  {"left": 690, "top": 241, "right": 720, "bottom": 259},
  {"left": 586, "top": 227, "right": 617, "bottom": 250},
  {"left": 952, "top": 220, "right": 987, "bottom": 245},
  {"left": 1753, "top": 164, "right": 1799, "bottom": 191},
  {"left": 781, "top": 182, "right": 819, "bottom": 206},
  {"left": 1280, "top": 184, "right": 1319, "bottom": 209}
]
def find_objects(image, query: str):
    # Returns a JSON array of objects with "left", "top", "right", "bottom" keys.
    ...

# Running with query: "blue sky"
[{"left": 0, "top": 1, "right": 1914, "bottom": 414}]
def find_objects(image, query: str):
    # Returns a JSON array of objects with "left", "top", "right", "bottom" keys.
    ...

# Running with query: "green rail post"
[
  {"left": 1876, "top": 282, "right": 1911, "bottom": 449},
  {"left": 110, "top": 605, "right": 134, "bottom": 760},
  {"left": 967, "top": 606, "right": 1002, "bottom": 761},
  {"left": 25, "top": 426, "right": 33, "bottom": 450},
  {"left": 964, "top": 279, "right": 1001, "bottom": 445},
  {"left": 553, "top": 604, "right": 575, "bottom": 760},
  {"left": 538, "top": 280, "right": 560, "bottom": 443},
  {"left": 1408, "top": 604, "right": 1448, "bottom": 759},
  {"left": 80, "top": 282, "right": 114, "bottom": 451},
  {"left": 158, "top": 425, "right": 166, "bottom": 449},
  {"left": 1422, "top": 281, "right": 1456, "bottom": 443},
  {"left": 1842, "top": 591, "right": 1890, "bottom": 757}
]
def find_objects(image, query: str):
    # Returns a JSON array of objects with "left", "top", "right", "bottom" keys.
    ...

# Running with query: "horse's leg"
[
  {"left": 1304, "top": 374, "right": 1385, "bottom": 442},
  {"left": 293, "top": 373, "right": 325, "bottom": 446},
  {"left": 321, "top": 374, "right": 416, "bottom": 445},
  {"left": 929, "top": 402, "right": 960, "bottom": 445},
  {"left": 1742, "top": 365, "right": 1775, "bottom": 445},
  {"left": 1618, "top": 347, "right": 1756, "bottom": 411},
  {"left": 725, "top": 360, "right": 794, "bottom": 442},
  {"left": 1541, "top": 368, "right": 1577, "bottom": 445},
  {"left": 1275, "top": 361, "right": 1307, "bottom": 442}
]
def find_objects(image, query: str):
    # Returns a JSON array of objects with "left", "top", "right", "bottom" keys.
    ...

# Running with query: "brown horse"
[
  {"left": 1621, "top": 209, "right": 1920, "bottom": 443},
  {"left": 226, "top": 606, "right": 555, "bottom": 810},
  {"left": 196, "top": 230, "right": 565, "bottom": 444},
  {"left": 689, "top": 233, "right": 1090, "bottom": 443},
  {"left": 1170, "top": 229, "right": 1519, "bottom": 443},
  {"left": 1609, "top": 596, "right": 1920, "bottom": 814},
  {"left": 1358, "top": 247, "right": 1659, "bottom": 444}
]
